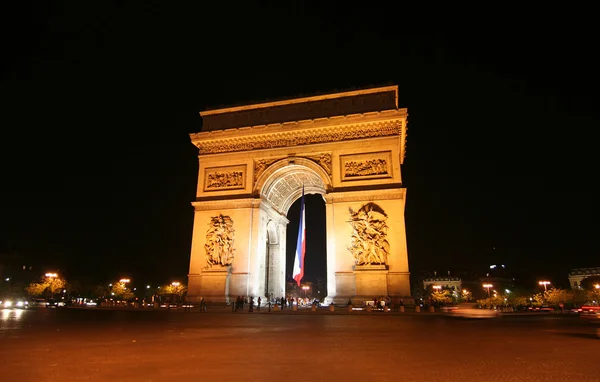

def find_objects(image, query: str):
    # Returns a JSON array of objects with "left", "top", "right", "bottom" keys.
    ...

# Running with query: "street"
[{"left": 1, "top": 307, "right": 598, "bottom": 382}]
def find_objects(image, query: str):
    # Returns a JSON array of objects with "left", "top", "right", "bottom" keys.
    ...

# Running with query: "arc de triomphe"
[{"left": 187, "top": 86, "right": 410, "bottom": 304}]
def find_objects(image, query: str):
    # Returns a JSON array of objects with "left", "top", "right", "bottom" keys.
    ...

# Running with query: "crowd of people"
[{"left": 232, "top": 296, "right": 320, "bottom": 312}]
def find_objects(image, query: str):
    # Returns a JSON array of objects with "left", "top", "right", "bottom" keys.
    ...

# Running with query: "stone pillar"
[
  {"left": 354, "top": 265, "right": 389, "bottom": 301},
  {"left": 200, "top": 266, "right": 230, "bottom": 303}
]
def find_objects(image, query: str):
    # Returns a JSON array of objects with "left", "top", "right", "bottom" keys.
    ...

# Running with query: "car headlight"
[
  {"left": 4, "top": 301, "right": 12, "bottom": 307},
  {"left": 16, "top": 301, "right": 24, "bottom": 307}
]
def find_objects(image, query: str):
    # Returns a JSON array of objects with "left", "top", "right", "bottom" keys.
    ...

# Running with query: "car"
[
  {"left": 0, "top": 296, "right": 30, "bottom": 309},
  {"left": 45, "top": 299, "right": 66, "bottom": 308},
  {"left": 448, "top": 303, "right": 499, "bottom": 319}
]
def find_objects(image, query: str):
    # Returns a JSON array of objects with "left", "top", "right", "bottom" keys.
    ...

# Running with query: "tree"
[
  {"left": 110, "top": 283, "right": 134, "bottom": 301},
  {"left": 157, "top": 283, "right": 187, "bottom": 303},
  {"left": 25, "top": 282, "right": 47, "bottom": 297},
  {"left": 25, "top": 275, "right": 67, "bottom": 299},
  {"left": 531, "top": 293, "right": 544, "bottom": 307},
  {"left": 47, "top": 277, "right": 66, "bottom": 296},
  {"left": 543, "top": 288, "right": 573, "bottom": 308},
  {"left": 430, "top": 290, "right": 452, "bottom": 306},
  {"left": 588, "top": 288, "right": 600, "bottom": 305},
  {"left": 507, "top": 295, "right": 528, "bottom": 308}
]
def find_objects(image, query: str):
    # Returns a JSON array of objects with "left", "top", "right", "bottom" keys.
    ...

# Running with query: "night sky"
[{"left": 2, "top": 4, "right": 599, "bottom": 288}]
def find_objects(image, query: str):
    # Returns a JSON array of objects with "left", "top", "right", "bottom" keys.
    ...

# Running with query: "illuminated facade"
[
  {"left": 187, "top": 86, "right": 410, "bottom": 304},
  {"left": 569, "top": 267, "right": 600, "bottom": 288}
]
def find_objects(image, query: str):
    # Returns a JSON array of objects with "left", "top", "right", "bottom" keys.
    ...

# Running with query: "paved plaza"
[{"left": 1, "top": 307, "right": 599, "bottom": 382}]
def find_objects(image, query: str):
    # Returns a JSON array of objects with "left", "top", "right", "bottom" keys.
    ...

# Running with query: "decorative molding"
[
  {"left": 347, "top": 203, "right": 390, "bottom": 266},
  {"left": 192, "top": 198, "right": 260, "bottom": 211},
  {"left": 340, "top": 151, "right": 392, "bottom": 181},
  {"left": 192, "top": 120, "right": 403, "bottom": 155},
  {"left": 323, "top": 189, "right": 405, "bottom": 204},
  {"left": 203, "top": 165, "right": 246, "bottom": 191},
  {"left": 204, "top": 215, "right": 235, "bottom": 268},
  {"left": 253, "top": 153, "right": 332, "bottom": 187}
]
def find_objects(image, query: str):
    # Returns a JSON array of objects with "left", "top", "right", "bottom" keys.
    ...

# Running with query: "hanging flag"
[{"left": 292, "top": 186, "right": 306, "bottom": 287}]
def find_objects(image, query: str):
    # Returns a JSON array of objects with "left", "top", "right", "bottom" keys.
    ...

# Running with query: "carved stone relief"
[
  {"left": 204, "top": 214, "right": 235, "bottom": 268},
  {"left": 194, "top": 121, "right": 403, "bottom": 154},
  {"left": 305, "top": 153, "right": 332, "bottom": 176},
  {"left": 254, "top": 157, "right": 283, "bottom": 181},
  {"left": 347, "top": 203, "right": 390, "bottom": 266},
  {"left": 253, "top": 153, "right": 332, "bottom": 187},
  {"left": 204, "top": 165, "right": 246, "bottom": 191},
  {"left": 340, "top": 151, "right": 392, "bottom": 181},
  {"left": 344, "top": 159, "right": 387, "bottom": 177}
]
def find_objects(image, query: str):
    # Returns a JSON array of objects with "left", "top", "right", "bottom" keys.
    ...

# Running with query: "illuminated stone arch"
[
  {"left": 255, "top": 157, "right": 331, "bottom": 214},
  {"left": 187, "top": 86, "right": 411, "bottom": 305}
]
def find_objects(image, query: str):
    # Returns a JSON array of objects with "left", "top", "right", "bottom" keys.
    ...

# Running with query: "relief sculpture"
[
  {"left": 254, "top": 157, "right": 282, "bottom": 181},
  {"left": 206, "top": 171, "right": 244, "bottom": 189},
  {"left": 194, "top": 121, "right": 402, "bottom": 154},
  {"left": 344, "top": 158, "right": 388, "bottom": 177},
  {"left": 347, "top": 203, "right": 390, "bottom": 266},
  {"left": 204, "top": 215, "right": 235, "bottom": 268},
  {"left": 305, "top": 153, "right": 332, "bottom": 176}
]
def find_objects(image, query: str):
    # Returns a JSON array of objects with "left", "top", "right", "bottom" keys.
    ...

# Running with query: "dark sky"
[{"left": 2, "top": 4, "right": 598, "bottom": 288}]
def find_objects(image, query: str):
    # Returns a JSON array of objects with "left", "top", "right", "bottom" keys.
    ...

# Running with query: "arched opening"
[
  {"left": 256, "top": 158, "right": 331, "bottom": 303},
  {"left": 286, "top": 194, "right": 327, "bottom": 302}
]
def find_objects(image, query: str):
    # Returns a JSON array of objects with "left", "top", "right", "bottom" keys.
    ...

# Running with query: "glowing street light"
[
  {"left": 45, "top": 273, "right": 58, "bottom": 278},
  {"left": 538, "top": 281, "right": 551, "bottom": 291},
  {"left": 432, "top": 285, "right": 442, "bottom": 292},
  {"left": 302, "top": 285, "right": 309, "bottom": 299},
  {"left": 171, "top": 282, "right": 181, "bottom": 287},
  {"left": 483, "top": 284, "right": 493, "bottom": 297},
  {"left": 119, "top": 279, "right": 130, "bottom": 284},
  {"left": 594, "top": 284, "right": 600, "bottom": 290}
]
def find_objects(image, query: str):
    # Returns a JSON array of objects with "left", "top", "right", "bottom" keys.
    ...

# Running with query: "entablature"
[{"left": 190, "top": 109, "right": 408, "bottom": 162}]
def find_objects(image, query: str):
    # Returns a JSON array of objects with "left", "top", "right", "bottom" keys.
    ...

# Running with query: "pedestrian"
[{"left": 257, "top": 297, "right": 262, "bottom": 311}]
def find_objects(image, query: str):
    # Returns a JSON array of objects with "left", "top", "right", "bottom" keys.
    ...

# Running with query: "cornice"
[
  {"left": 323, "top": 188, "right": 406, "bottom": 204},
  {"left": 200, "top": 86, "right": 399, "bottom": 116},
  {"left": 190, "top": 110, "right": 406, "bottom": 155},
  {"left": 191, "top": 198, "right": 261, "bottom": 211}
]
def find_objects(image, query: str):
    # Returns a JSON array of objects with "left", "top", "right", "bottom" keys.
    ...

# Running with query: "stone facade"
[
  {"left": 569, "top": 267, "right": 600, "bottom": 288},
  {"left": 188, "top": 86, "right": 410, "bottom": 304}
]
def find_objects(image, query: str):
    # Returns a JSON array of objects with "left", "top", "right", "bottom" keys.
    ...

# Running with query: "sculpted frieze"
[
  {"left": 194, "top": 121, "right": 402, "bottom": 154},
  {"left": 203, "top": 165, "right": 246, "bottom": 191},
  {"left": 340, "top": 151, "right": 393, "bottom": 181},
  {"left": 344, "top": 158, "right": 388, "bottom": 178},
  {"left": 347, "top": 203, "right": 390, "bottom": 266}
]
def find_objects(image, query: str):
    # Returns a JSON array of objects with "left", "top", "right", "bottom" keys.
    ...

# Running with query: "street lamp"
[
  {"left": 538, "top": 281, "right": 551, "bottom": 291},
  {"left": 594, "top": 284, "right": 600, "bottom": 290},
  {"left": 45, "top": 273, "right": 58, "bottom": 278},
  {"left": 302, "top": 285, "right": 309, "bottom": 299},
  {"left": 120, "top": 279, "right": 130, "bottom": 284},
  {"left": 483, "top": 284, "right": 493, "bottom": 297},
  {"left": 432, "top": 285, "right": 442, "bottom": 292},
  {"left": 171, "top": 282, "right": 181, "bottom": 304}
]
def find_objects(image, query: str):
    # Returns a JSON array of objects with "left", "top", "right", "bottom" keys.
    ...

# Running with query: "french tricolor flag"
[{"left": 292, "top": 186, "right": 306, "bottom": 287}]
